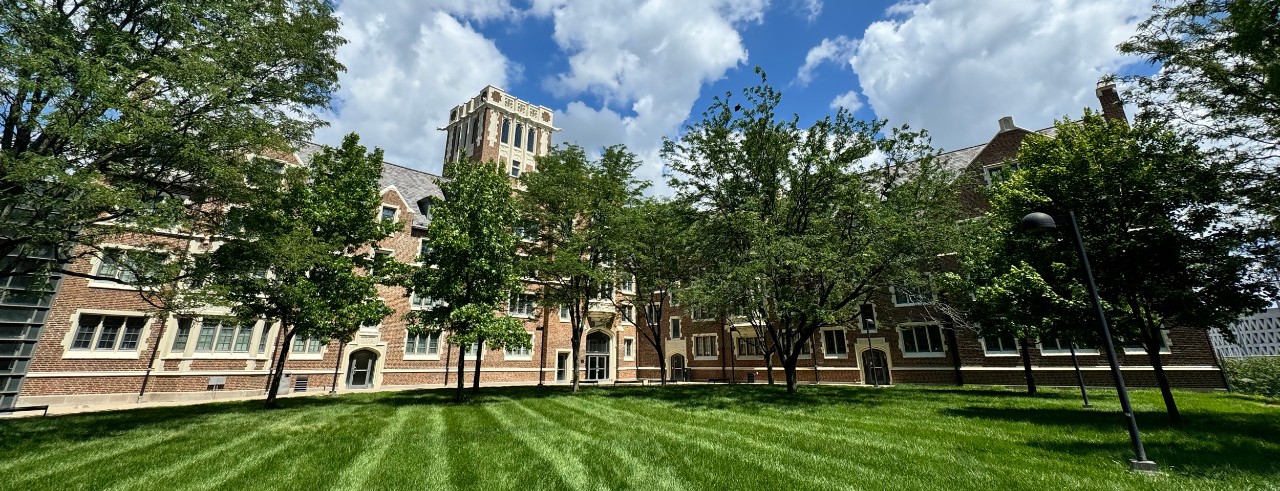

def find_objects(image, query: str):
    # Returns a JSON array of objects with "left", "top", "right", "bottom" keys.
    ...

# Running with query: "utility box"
[{"left": 746, "top": 372, "right": 756, "bottom": 383}]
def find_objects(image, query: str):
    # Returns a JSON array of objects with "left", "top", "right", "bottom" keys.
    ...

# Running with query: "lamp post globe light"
[{"left": 1019, "top": 211, "right": 1159, "bottom": 473}]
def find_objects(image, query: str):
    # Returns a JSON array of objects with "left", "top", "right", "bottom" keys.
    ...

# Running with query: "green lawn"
[{"left": 1, "top": 384, "right": 1276, "bottom": 490}]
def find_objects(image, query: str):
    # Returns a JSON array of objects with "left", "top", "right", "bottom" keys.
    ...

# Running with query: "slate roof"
[{"left": 293, "top": 141, "right": 445, "bottom": 229}]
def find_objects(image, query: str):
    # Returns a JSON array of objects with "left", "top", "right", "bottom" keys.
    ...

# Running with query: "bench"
[
  {"left": 613, "top": 379, "right": 644, "bottom": 385},
  {"left": 703, "top": 378, "right": 728, "bottom": 384},
  {"left": 0, "top": 405, "right": 49, "bottom": 417},
  {"left": 579, "top": 380, "right": 599, "bottom": 385}
]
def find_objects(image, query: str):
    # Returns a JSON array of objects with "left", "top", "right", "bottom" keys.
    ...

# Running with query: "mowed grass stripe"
[
  {"left": 362, "top": 404, "right": 453, "bottom": 490},
  {"left": 478, "top": 399, "right": 591, "bottom": 489},
  {"left": 559, "top": 394, "right": 840, "bottom": 488},
  {"left": 334, "top": 406, "right": 411, "bottom": 489},
  {"left": 500, "top": 397, "right": 688, "bottom": 490}
]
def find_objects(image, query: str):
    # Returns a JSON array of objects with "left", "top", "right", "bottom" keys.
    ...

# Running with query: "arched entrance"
[
  {"left": 347, "top": 349, "right": 378, "bottom": 389},
  {"left": 861, "top": 348, "right": 890, "bottom": 385},
  {"left": 670, "top": 354, "right": 686, "bottom": 382},
  {"left": 585, "top": 331, "right": 611, "bottom": 381}
]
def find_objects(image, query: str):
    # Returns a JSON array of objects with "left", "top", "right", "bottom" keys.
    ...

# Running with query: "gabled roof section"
[{"left": 293, "top": 141, "right": 445, "bottom": 229}]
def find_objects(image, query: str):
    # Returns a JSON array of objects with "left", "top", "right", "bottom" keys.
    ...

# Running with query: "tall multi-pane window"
[
  {"left": 405, "top": 331, "right": 440, "bottom": 355},
  {"left": 70, "top": 314, "right": 147, "bottom": 351},
  {"left": 738, "top": 338, "right": 764, "bottom": 356},
  {"left": 982, "top": 333, "right": 1019, "bottom": 355},
  {"left": 823, "top": 329, "right": 847, "bottom": 356},
  {"left": 901, "top": 324, "right": 945, "bottom": 355},
  {"left": 527, "top": 127, "right": 535, "bottom": 151},
  {"left": 508, "top": 292, "right": 536, "bottom": 317},
  {"left": 171, "top": 317, "right": 193, "bottom": 351},
  {"left": 501, "top": 118, "right": 510, "bottom": 143},
  {"left": 510, "top": 160, "right": 521, "bottom": 177},
  {"left": 514, "top": 123, "right": 523, "bottom": 147},
  {"left": 670, "top": 318, "right": 681, "bottom": 338},
  {"left": 695, "top": 335, "right": 717, "bottom": 357}
]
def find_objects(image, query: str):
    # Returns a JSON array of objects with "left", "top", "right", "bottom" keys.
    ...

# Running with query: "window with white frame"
[
  {"left": 292, "top": 336, "right": 325, "bottom": 354},
  {"left": 983, "top": 163, "right": 1020, "bottom": 185},
  {"left": 619, "top": 304, "right": 635, "bottom": 323},
  {"left": 691, "top": 306, "right": 713, "bottom": 321},
  {"left": 510, "top": 159, "right": 521, "bottom": 177},
  {"left": 380, "top": 205, "right": 398, "bottom": 222},
  {"left": 1040, "top": 337, "right": 1098, "bottom": 355},
  {"left": 619, "top": 275, "right": 634, "bottom": 292},
  {"left": 417, "top": 239, "right": 431, "bottom": 262},
  {"left": 823, "top": 329, "right": 848, "bottom": 357},
  {"left": 514, "top": 123, "right": 524, "bottom": 148},
  {"left": 505, "top": 333, "right": 534, "bottom": 359},
  {"left": 559, "top": 305, "right": 571, "bottom": 322},
  {"left": 1122, "top": 331, "right": 1170, "bottom": 354},
  {"left": 405, "top": 331, "right": 440, "bottom": 355},
  {"left": 644, "top": 304, "right": 660, "bottom": 323},
  {"left": 508, "top": 292, "right": 537, "bottom": 317},
  {"left": 623, "top": 337, "right": 635, "bottom": 360},
  {"left": 257, "top": 324, "right": 272, "bottom": 354},
  {"left": 595, "top": 283, "right": 613, "bottom": 301},
  {"left": 94, "top": 248, "right": 163, "bottom": 286},
  {"left": 171, "top": 317, "right": 194, "bottom": 352},
  {"left": 891, "top": 281, "right": 935, "bottom": 307},
  {"left": 526, "top": 127, "right": 535, "bottom": 152},
  {"left": 669, "top": 318, "right": 681, "bottom": 338},
  {"left": 900, "top": 323, "right": 945, "bottom": 356},
  {"left": 694, "top": 334, "right": 718, "bottom": 357},
  {"left": 982, "top": 332, "right": 1020, "bottom": 355},
  {"left": 410, "top": 292, "right": 442, "bottom": 310},
  {"left": 737, "top": 337, "right": 764, "bottom": 357},
  {"left": 71, "top": 314, "right": 147, "bottom": 351},
  {"left": 192, "top": 317, "right": 255, "bottom": 353}
]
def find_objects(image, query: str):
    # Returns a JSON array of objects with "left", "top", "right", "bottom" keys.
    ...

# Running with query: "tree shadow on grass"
[{"left": 941, "top": 405, "right": 1280, "bottom": 479}]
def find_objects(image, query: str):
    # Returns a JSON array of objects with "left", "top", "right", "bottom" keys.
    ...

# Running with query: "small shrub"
[{"left": 1224, "top": 356, "right": 1280, "bottom": 399}]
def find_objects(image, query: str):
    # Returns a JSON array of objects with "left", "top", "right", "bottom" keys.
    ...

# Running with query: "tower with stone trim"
[{"left": 440, "top": 86, "right": 559, "bottom": 181}]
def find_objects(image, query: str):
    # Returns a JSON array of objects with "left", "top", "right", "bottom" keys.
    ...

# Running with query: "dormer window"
[{"left": 381, "top": 206, "right": 397, "bottom": 222}]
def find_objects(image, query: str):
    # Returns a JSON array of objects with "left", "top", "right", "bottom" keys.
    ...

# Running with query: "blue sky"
[{"left": 316, "top": 0, "right": 1159, "bottom": 193}]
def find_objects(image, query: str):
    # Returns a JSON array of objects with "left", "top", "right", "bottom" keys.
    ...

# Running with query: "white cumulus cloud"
[
  {"left": 850, "top": 0, "right": 1152, "bottom": 151},
  {"left": 530, "top": 0, "right": 768, "bottom": 195},
  {"left": 795, "top": 35, "right": 858, "bottom": 87},
  {"left": 314, "top": 2, "right": 517, "bottom": 174},
  {"left": 830, "top": 90, "right": 863, "bottom": 112}
]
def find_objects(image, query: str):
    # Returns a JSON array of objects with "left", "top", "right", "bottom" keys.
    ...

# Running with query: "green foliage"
[
  {"left": 0, "top": 0, "right": 343, "bottom": 279},
  {"left": 664, "top": 69, "right": 963, "bottom": 392},
  {"left": 971, "top": 111, "right": 1273, "bottom": 343},
  {"left": 1120, "top": 0, "right": 1280, "bottom": 274},
  {"left": 404, "top": 159, "right": 526, "bottom": 356},
  {"left": 205, "top": 134, "right": 394, "bottom": 405},
  {"left": 1224, "top": 356, "right": 1280, "bottom": 399},
  {"left": 520, "top": 143, "right": 645, "bottom": 391},
  {"left": 1120, "top": 0, "right": 1280, "bottom": 158},
  {"left": 612, "top": 198, "right": 696, "bottom": 382}
]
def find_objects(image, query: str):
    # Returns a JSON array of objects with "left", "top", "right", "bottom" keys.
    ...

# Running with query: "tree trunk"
[
  {"left": 945, "top": 326, "right": 964, "bottom": 386},
  {"left": 455, "top": 340, "right": 467, "bottom": 401},
  {"left": 783, "top": 358, "right": 799, "bottom": 394},
  {"left": 471, "top": 337, "right": 485, "bottom": 394},
  {"left": 765, "top": 354, "right": 776, "bottom": 385},
  {"left": 265, "top": 328, "right": 296, "bottom": 408},
  {"left": 1019, "top": 337, "right": 1037, "bottom": 395},
  {"left": 1143, "top": 325, "right": 1181, "bottom": 423},
  {"left": 658, "top": 358, "right": 667, "bottom": 386},
  {"left": 573, "top": 332, "right": 583, "bottom": 393}
]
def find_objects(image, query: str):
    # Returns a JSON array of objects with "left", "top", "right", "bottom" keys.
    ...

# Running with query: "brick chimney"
[
  {"left": 998, "top": 116, "right": 1016, "bottom": 132},
  {"left": 1096, "top": 79, "right": 1128, "bottom": 123}
]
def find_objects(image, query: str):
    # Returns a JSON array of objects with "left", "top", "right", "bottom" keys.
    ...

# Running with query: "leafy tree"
[
  {"left": 0, "top": 0, "right": 343, "bottom": 282},
  {"left": 1119, "top": 0, "right": 1280, "bottom": 272},
  {"left": 1120, "top": 0, "right": 1280, "bottom": 161},
  {"left": 520, "top": 144, "right": 644, "bottom": 392},
  {"left": 402, "top": 159, "right": 526, "bottom": 401},
  {"left": 612, "top": 198, "right": 693, "bottom": 385},
  {"left": 206, "top": 134, "right": 395, "bottom": 408},
  {"left": 975, "top": 110, "right": 1275, "bottom": 421},
  {"left": 664, "top": 70, "right": 963, "bottom": 393}
]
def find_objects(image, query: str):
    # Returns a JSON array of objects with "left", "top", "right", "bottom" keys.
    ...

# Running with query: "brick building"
[
  {"left": 636, "top": 82, "right": 1226, "bottom": 390},
  {"left": 5, "top": 82, "right": 1224, "bottom": 409}
]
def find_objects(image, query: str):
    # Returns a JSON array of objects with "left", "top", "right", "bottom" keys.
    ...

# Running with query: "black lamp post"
[{"left": 1020, "top": 211, "right": 1157, "bottom": 472}]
